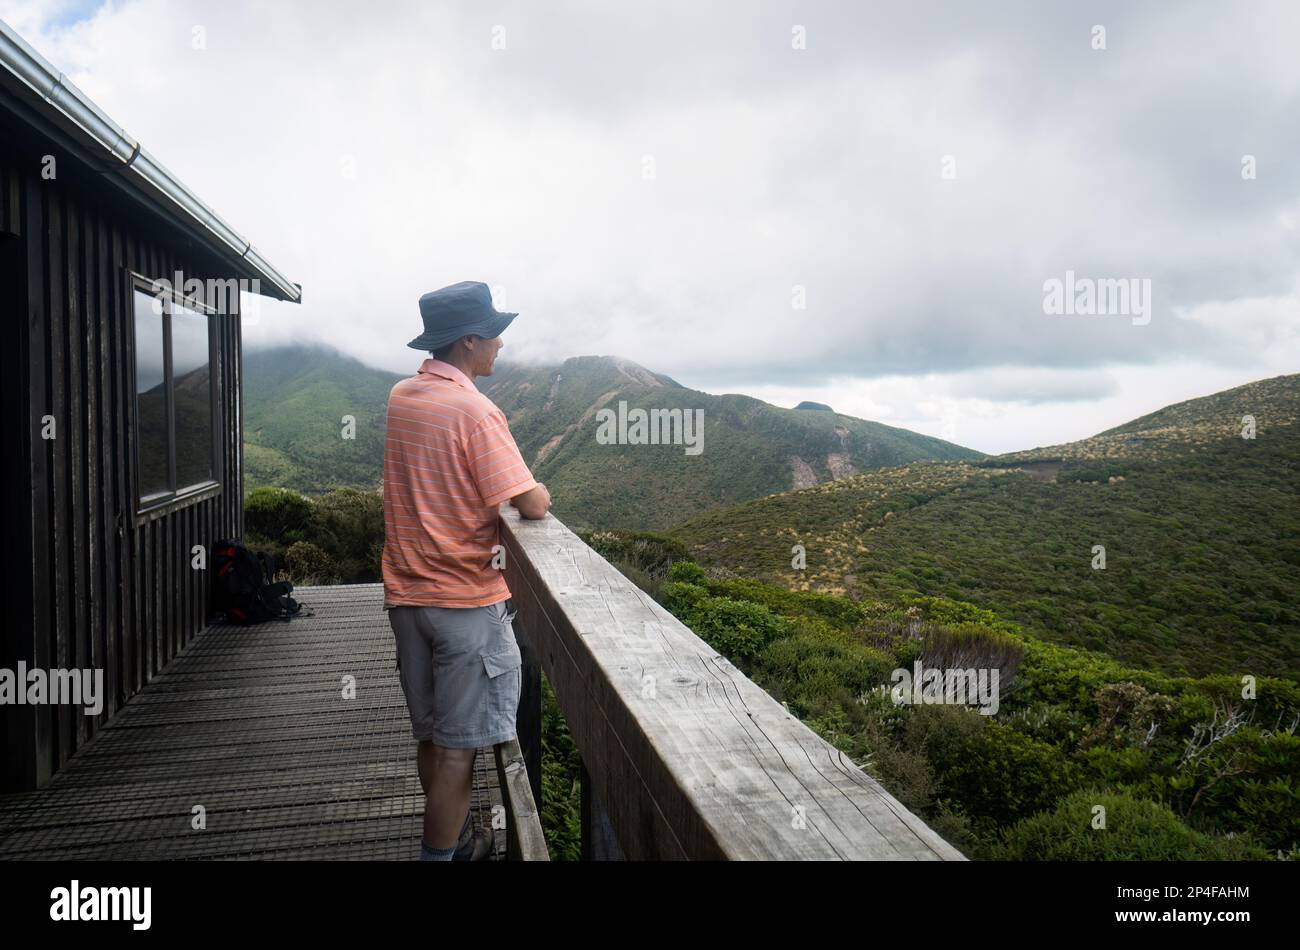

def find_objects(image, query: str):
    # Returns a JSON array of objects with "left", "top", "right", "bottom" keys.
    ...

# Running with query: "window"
[
  {"left": 132, "top": 275, "right": 218, "bottom": 511},
  {"left": 171, "top": 303, "right": 214, "bottom": 487}
]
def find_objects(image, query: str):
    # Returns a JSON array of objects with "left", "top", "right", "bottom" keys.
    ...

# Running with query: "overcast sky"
[{"left": 4, "top": 0, "right": 1298, "bottom": 453}]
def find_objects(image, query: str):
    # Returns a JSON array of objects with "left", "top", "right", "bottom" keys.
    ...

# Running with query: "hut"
[{"left": 0, "top": 20, "right": 300, "bottom": 790}]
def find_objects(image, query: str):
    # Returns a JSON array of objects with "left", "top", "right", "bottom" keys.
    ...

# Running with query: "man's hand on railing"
[{"left": 510, "top": 482, "right": 552, "bottom": 519}]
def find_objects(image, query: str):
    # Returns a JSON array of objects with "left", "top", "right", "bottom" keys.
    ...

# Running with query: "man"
[{"left": 382, "top": 280, "right": 552, "bottom": 861}]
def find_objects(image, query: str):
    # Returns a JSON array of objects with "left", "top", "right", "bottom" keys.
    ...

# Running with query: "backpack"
[{"left": 212, "top": 539, "right": 302, "bottom": 624}]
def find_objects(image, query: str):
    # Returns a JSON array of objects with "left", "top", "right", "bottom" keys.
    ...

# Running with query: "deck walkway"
[{"left": 0, "top": 584, "right": 506, "bottom": 860}]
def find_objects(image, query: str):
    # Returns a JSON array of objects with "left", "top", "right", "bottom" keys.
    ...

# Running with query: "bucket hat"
[{"left": 407, "top": 281, "right": 518, "bottom": 351}]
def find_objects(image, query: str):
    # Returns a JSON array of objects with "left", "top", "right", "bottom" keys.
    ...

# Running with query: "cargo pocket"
[{"left": 481, "top": 642, "right": 522, "bottom": 725}]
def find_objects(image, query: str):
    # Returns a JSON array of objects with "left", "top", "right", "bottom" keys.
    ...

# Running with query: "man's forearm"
[{"left": 510, "top": 482, "right": 551, "bottom": 518}]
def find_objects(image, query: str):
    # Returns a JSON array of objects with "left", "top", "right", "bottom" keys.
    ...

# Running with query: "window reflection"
[
  {"left": 134, "top": 286, "right": 216, "bottom": 507},
  {"left": 134, "top": 289, "right": 169, "bottom": 497},
  {"left": 172, "top": 305, "right": 212, "bottom": 488}
]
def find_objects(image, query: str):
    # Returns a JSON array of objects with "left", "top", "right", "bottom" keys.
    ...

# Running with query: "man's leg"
[
  {"left": 408, "top": 602, "right": 513, "bottom": 859},
  {"left": 390, "top": 607, "right": 469, "bottom": 857},
  {"left": 419, "top": 740, "right": 475, "bottom": 849}
]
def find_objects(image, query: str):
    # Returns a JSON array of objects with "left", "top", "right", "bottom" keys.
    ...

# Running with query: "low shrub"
[{"left": 990, "top": 789, "right": 1272, "bottom": 860}]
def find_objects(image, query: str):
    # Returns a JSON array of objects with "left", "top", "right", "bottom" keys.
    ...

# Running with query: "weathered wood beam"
[
  {"left": 498, "top": 506, "right": 966, "bottom": 861},
  {"left": 493, "top": 737, "right": 550, "bottom": 861}
]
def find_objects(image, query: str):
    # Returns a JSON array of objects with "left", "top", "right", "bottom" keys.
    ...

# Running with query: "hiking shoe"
[{"left": 452, "top": 823, "right": 495, "bottom": 861}]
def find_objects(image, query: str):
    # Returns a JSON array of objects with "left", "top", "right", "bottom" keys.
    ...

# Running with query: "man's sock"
[
  {"left": 420, "top": 812, "right": 472, "bottom": 861},
  {"left": 420, "top": 839, "right": 457, "bottom": 861}
]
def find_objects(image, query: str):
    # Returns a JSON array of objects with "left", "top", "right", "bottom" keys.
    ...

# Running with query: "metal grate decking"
[{"left": 0, "top": 584, "right": 506, "bottom": 860}]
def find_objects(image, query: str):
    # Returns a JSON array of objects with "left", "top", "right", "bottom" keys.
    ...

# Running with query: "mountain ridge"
[
  {"left": 477, "top": 354, "right": 982, "bottom": 529},
  {"left": 242, "top": 344, "right": 982, "bottom": 528}
]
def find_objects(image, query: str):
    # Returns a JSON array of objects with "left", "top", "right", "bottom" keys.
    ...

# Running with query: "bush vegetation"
[
  {"left": 670, "top": 421, "right": 1300, "bottom": 680},
  {"left": 244, "top": 486, "right": 384, "bottom": 584},
  {"left": 583, "top": 530, "right": 1298, "bottom": 860}
]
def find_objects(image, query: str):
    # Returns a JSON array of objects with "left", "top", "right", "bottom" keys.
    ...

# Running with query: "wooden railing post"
[
  {"left": 580, "top": 759, "right": 624, "bottom": 861},
  {"left": 513, "top": 599, "right": 543, "bottom": 815},
  {"left": 494, "top": 738, "right": 550, "bottom": 861}
]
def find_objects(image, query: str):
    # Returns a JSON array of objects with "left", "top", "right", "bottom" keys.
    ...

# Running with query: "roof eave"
[{"left": 0, "top": 18, "right": 301, "bottom": 304}]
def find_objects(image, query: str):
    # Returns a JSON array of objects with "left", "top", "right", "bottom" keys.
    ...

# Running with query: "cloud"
[
  {"left": 1172, "top": 293, "right": 1300, "bottom": 362},
  {"left": 3, "top": 0, "right": 1297, "bottom": 448},
  {"left": 944, "top": 368, "right": 1120, "bottom": 405}
]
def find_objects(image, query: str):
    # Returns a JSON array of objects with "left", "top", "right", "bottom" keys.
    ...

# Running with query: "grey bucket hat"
[{"left": 407, "top": 281, "right": 518, "bottom": 351}]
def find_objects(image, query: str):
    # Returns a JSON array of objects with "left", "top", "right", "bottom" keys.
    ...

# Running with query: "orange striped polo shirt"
[{"left": 382, "top": 358, "right": 537, "bottom": 607}]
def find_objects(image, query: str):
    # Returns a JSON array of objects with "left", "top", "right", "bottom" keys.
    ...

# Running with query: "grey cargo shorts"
[{"left": 387, "top": 598, "right": 522, "bottom": 748}]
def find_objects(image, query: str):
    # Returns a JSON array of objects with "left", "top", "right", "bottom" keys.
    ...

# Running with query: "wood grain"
[{"left": 499, "top": 505, "right": 966, "bottom": 860}]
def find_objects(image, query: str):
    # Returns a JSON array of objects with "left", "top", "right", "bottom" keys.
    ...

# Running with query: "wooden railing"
[
  {"left": 497, "top": 506, "right": 967, "bottom": 861},
  {"left": 493, "top": 738, "right": 549, "bottom": 861}
]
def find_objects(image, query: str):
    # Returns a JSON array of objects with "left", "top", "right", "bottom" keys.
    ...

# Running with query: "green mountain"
[
  {"left": 667, "top": 374, "right": 1300, "bottom": 680},
  {"left": 243, "top": 345, "right": 402, "bottom": 492},
  {"left": 478, "top": 355, "right": 982, "bottom": 531},
  {"left": 242, "top": 345, "right": 983, "bottom": 528}
]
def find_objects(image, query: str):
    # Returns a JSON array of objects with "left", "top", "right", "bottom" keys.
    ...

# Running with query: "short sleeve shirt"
[{"left": 382, "top": 358, "right": 537, "bottom": 607}]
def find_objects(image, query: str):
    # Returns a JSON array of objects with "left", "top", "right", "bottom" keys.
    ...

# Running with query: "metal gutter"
[{"left": 0, "top": 18, "right": 301, "bottom": 303}]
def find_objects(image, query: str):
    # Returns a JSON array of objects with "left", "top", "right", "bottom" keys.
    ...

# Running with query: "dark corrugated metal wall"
[{"left": 1, "top": 158, "right": 245, "bottom": 790}]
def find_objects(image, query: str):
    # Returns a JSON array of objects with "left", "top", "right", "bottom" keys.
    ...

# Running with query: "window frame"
[{"left": 128, "top": 271, "right": 223, "bottom": 521}]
